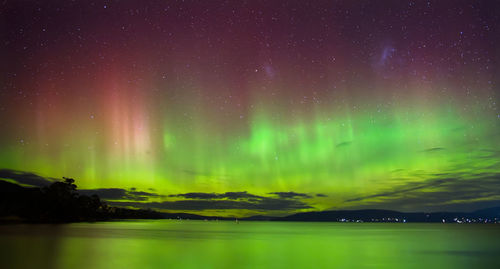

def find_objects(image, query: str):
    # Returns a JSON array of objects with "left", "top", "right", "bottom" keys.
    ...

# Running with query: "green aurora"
[
  {"left": 1, "top": 88, "right": 498, "bottom": 216},
  {"left": 1, "top": 1, "right": 499, "bottom": 216}
]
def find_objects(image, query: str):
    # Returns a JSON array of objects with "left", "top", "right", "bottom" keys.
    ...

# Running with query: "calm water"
[{"left": 0, "top": 220, "right": 499, "bottom": 269}]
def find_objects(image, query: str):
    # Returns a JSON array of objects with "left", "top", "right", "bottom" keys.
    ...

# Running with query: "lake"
[{"left": 0, "top": 220, "right": 499, "bottom": 268}]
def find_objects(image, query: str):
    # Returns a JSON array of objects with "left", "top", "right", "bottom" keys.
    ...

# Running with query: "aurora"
[{"left": 1, "top": 0, "right": 499, "bottom": 217}]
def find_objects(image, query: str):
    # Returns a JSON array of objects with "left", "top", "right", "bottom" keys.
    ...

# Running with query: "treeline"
[{"left": 0, "top": 178, "right": 163, "bottom": 223}]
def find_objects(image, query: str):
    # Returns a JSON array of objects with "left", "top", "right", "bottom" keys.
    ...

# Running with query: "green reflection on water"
[{"left": 0, "top": 221, "right": 499, "bottom": 269}]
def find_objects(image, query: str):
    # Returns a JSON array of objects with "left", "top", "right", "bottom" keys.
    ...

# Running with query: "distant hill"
[
  {"left": 471, "top": 207, "right": 500, "bottom": 218},
  {"left": 272, "top": 208, "right": 500, "bottom": 223}
]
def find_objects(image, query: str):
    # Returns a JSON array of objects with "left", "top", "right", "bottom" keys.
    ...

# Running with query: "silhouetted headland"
[{"left": 0, "top": 178, "right": 169, "bottom": 223}]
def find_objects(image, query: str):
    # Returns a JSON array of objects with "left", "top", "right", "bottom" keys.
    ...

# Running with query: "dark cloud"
[
  {"left": 422, "top": 147, "right": 445, "bottom": 152},
  {"left": 0, "top": 169, "right": 54, "bottom": 187},
  {"left": 79, "top": 188, "right": 163, "bottom": 201},
  {"left": 344, "top": 172, "right": 500, "bottom": 211},
  {"left": 169, "top": 192, "right": 218, "bottom": 199},
  {"left": 129, "top": 191, "right": 161, "bottom": 197},
  {"left": 224, "top": 191, "right": 262, "bottom": 199},
  {"left": 423, "top": 147, "right": 445, "bottom": 153},
  {"left": 269, "top": 192, "right": 312, "bottom": 199},
  {"left": 344, "top": 178, "right": 449, "bottom": 202},
  {"left": 336, "top": 141, "right": 352, "bottom": 148},
  {"left": 476, "top": 149, "right": 500, "bottom": 160},
  {"left": 316, "top": 193, "right": 328, "bottom": 197},
  {"left": 169, "top": 191, "right": 262, "bottom": 200},
  {"left": 116, "top": 190, "right": 315, "bottom": 211},
  {"left": 110, "top": 197, "right": 312, "bottom": 211}
]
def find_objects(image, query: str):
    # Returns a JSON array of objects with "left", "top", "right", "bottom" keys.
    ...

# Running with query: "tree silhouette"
[
  {"left": 1, "top": 176, "right": 163, "bottom": 222},
  {"left": 41, "top": 177, "right": 81, "bottom": 221}
]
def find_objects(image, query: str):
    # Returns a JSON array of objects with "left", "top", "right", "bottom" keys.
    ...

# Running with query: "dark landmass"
[
  {"left": 1, "top": 179, "right": 499, "bottom": 223},
  {"left": 270, "top": 208, "right": 500, "bottom": 223},
  {"left": 0, "top": 179, "right": 167, "bottom": 223}
]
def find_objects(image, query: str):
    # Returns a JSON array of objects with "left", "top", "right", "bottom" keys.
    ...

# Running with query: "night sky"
[{"left": 1, "top": 0, "right": 499, "bottom": 216}]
